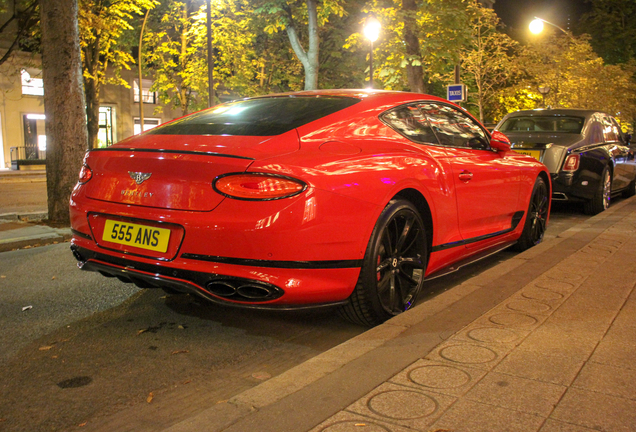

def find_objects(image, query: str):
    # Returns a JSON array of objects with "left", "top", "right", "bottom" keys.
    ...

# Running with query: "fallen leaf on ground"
[
  {"left": 171, "top": 350, "right": 189, "bottom": 355},
  {"left": 39, "top": 345, "right": 54, "bottom": 351},
  {"left": 147, "top": 392, "right": 153, "bottom": 403},
  {"left": 78, "top": 422, "right": 87, "bottom": 427}
]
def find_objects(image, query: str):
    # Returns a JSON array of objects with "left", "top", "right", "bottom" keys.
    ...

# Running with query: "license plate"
[
  {"left": 102, "top": 219, "right": 171, "bottom": 253},
  {"left": 514, "top": 149, "right": 542, "bottom": 161}
]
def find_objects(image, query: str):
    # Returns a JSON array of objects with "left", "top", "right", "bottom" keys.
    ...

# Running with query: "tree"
[
  {"left": 78, "top": 0, "right": 156, "bottom": 149},
  {"left": 39, "top": 0, "right": 87, "bottom": 224},
  {"left": 143, "top": 0, "right": 207, "bottom": 115},
  {"left": 459, "top": 1, "right": 518, "bottom": 123},
  {"left": 577, "top": 0, "right": 636, "bottom": 65},
  {"left": 345, "top": 0, "right": 471, "bottom": 94},
  {"left": 513, "top": 33, "right": 636, "bottom": 127},
  {"left": 0, "top": 0, "right": 39, "bottom": 67},
  {"left": 256, "top": 0, "right": 345, "bottom": 90}
]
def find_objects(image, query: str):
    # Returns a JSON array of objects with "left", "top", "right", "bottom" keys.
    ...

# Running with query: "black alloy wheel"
[
  {"left": 514, "top": 176, "right": 549, "bottom": 251},
  {"left": 339, "top": 200, "right": 427, "bottom": 326}
]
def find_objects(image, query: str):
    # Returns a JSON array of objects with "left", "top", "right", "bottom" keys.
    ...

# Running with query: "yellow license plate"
[
  {"left": 514, "top": 149, "right": 542, "bottom": 161},
  {"left": 102, "top": 220, "right": 171, "bottom": 253}
]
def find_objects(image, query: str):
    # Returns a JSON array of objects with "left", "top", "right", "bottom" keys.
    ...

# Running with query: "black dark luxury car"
[{"left": 496, "top": 109, "right": 636, "bottom": 215}]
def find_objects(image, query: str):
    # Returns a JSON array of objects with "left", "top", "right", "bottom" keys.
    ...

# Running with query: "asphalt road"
[{"left": 0, "top": 197, "right": 593, "bottom": 431}]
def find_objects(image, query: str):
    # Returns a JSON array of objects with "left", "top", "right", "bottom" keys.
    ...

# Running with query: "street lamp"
[
  {"left": 529, "top": 17, "right": 569, "bottom": 36},
  {"left": 363, "top": 16, "right": 381, "bottom": 89}
]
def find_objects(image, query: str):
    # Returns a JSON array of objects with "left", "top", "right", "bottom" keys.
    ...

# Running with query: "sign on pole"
[{"left": 447, "top": 84, "right": 467, "bottom": 103}]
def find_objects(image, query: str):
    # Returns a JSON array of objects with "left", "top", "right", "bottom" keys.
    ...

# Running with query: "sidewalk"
[
  {"left": 159, "top": 198, "right": 636, "bottom": 432},
  {"left": 0, "top": 169, "right": 71, "bottom": 251}
]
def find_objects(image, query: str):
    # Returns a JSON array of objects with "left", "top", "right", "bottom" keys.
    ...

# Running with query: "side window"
[
  {"left": 421, "top": 103, "right": 489, "bottom": 150},
  {"left": 602, "top": 115, "right": 620, "bottom": 143},
  {"left": 381, "top": 105, "right": 439, "bottom": 144}
]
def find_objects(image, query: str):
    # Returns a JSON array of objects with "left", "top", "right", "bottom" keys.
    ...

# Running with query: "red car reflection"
[{"left": 70, "top": 90, "right": 551, "bottom": 326}]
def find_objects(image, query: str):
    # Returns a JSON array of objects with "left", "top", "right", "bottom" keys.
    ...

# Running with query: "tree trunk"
[
  {"left": 39, "top": 0, "right": 88, "bottom": 224},
  {"left": 83, "top": 35, "right": 101, "bottom": 149},
  {"left": 285, "top": 0, "right": 319, "bottom": 90},
  {"left": 403, "top": 0, "right": 425, "bottom": 93}
]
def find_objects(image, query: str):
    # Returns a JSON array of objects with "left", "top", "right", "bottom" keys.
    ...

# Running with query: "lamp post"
[
  {"left": 363, "top": 16, "right": 381, "bottom": 89},
  {"left": 538, "top": 86, "right": 551, "bottom": 108},
  {"left": 206, "top": 0, "right": 215, "bottom": 108},
  {"left": 529, "top": 17, "right": 570, "bottom": 37}
]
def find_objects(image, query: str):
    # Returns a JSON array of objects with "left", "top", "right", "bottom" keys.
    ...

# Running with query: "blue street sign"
[{"left": 447, "top": 84, "right": 466, "bottom": 102}]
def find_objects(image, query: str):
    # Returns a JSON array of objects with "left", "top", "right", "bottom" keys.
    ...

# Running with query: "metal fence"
[{"left": 10, "top": 146, "right": 46, "bottom": 170}]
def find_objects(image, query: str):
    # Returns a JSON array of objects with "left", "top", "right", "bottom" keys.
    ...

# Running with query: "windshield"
[
  {"left": 499, "top": 116, "right": 584, "bottom": 134},
  {"left": 148, "top": 96, "right": 360, "bottom": 136}
]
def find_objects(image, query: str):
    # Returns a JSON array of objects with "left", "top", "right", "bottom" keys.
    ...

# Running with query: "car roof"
[
  {"left": 249, "top": 89, "right": 451, "bottom": 106},
  {"left": 504, "top": 108, "right": 606, "bottom": 119}
]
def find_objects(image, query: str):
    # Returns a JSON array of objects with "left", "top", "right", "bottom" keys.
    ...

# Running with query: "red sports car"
[{"left": 70, "top": 90, "right": 550, "bottom": 326}]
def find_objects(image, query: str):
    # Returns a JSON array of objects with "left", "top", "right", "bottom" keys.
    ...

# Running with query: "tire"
[
  {"left": 339, "top": 199, "right": 427, "bottom": 326},
  {"left": 584, "top": 167, "right": 611, "bottom": 215},
  {"left": 622, "top": 177, "right": 636, "bottom": 198},
  {"left": 513, "top": 176, "right": 549, "bottom": 252}
]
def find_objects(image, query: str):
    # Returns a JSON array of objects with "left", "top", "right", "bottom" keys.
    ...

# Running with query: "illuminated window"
[
  {"left": 21, "top": 69, "right": 44, "bottom": 96},
  {"left": 133, "top": 79, "right": 157, "bottom": 104}
]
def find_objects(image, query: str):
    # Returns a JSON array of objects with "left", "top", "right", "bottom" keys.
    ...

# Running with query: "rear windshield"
[
  {"left": 148, "top": 96, "right": 360, "bottom": 136},
  {"left": 499, "top": 116, "right": 584, "bottom": 134}
]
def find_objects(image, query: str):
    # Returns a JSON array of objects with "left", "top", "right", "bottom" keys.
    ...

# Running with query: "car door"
[
  {"left": 420, "top": 102, "right": 521, "bottom": 242},
  {"left": 604, "top": 115, "right": 632, "bottom": 190}
]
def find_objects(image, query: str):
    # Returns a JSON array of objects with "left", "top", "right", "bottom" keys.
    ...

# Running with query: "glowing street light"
[
  {"left": 363, "top": 16, "right": 381, "bottom": 89},
  {"left": 529, "top": 18, "right": 544, "bottom": 34},
  {"left": 529, "top": 17, "right": 569, "bottom": 36}
]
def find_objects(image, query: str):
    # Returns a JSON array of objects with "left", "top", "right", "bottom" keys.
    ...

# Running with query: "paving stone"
[
  {"left": 389, "top": 359, "right": 487, "bottom": 397},
  {"left": 531, "top": 279, "right": 579, "bottom": 295},
  {"left": 307, "top": 411, "right": 415, "bottom": 432},
  {"left": 515, "top": 323, "right": 601, "bottom": 360},
  {"left": 494, "top": 348, "right": 586, "bottom": 386},
  {"left": 572, "top": 361, "right": 636, "bottom": 400},
  {"left": 463, "top": 372, "right": 566, "bottom": 417},
  {"left": 551, "top": 387, "right": 636, "bottom": 432},
  {"left": 452, "top": 324, "right": 530, "bottom": 347},
  {"left": 540, "top": 419, "right": 608, "bottom": 431},
  {"left": 343, "top": 382, "right": 455, "bottom": 431},
  {"left": 429, "top": 399, "right": 545, "bottom": 432},
  {"left": 424, "top": 340, "right": 510, "bottom": 371},
  {"left": 589, "top": 331, "right": 636, "bottom": 370}
]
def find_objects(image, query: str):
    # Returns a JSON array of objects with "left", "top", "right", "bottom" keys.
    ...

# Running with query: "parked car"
[
  {"left": 495, "top": 109, "right": 636, "bottom": 215},
  {"left": 70, "top": 90, "right": 550, "bottom": 326}
]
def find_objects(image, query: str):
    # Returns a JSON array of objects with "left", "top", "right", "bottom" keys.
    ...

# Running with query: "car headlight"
[{"left": 213, "top": 173, "right": 307, "bottom": 200}]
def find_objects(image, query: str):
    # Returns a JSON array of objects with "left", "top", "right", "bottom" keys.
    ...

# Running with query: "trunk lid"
[{"left": 83, "top": 132, "right": 299, "bottom": 211}]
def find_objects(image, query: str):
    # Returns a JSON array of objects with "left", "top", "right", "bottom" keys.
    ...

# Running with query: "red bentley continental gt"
[{"left": 70, "top": 90, "right": 551, "bottom": 326}]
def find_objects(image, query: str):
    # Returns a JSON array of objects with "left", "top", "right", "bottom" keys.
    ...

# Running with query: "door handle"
[{"left": 458, "top": 171, "right": 473, "bottom": 182}]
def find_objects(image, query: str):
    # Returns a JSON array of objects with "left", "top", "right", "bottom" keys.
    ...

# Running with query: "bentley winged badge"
[{"left": 128, "top": 171, "right": 152, "bottom": 185}]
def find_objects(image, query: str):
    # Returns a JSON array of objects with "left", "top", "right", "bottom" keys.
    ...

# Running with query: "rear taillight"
[
  {"left": 562, "top": 154, "right": 580, "bottom": 172},
  {"left": 213, "top": 173, "right": 306, "bottom": 200},
  {"left": 79, "top": 164, "right": 93, "bottom": 184}
]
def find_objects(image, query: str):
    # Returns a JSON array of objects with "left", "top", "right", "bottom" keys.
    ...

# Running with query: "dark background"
[{"left": 494, "top": 0, "right": 592, "bottom": 31}]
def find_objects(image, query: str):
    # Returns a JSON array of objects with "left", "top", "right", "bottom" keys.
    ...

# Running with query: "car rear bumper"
[{"left": 70, "top": 241, "right": 359, "bottom": 308}]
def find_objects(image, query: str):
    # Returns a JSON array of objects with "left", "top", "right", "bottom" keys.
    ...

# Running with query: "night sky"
[{"left": 493, "top": 0, "right": 592, "bottom": 32}]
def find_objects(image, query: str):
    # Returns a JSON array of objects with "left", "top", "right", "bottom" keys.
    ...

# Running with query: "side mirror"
[{"left": 490, "top": 130, "right": 511, "bottom": 152}]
